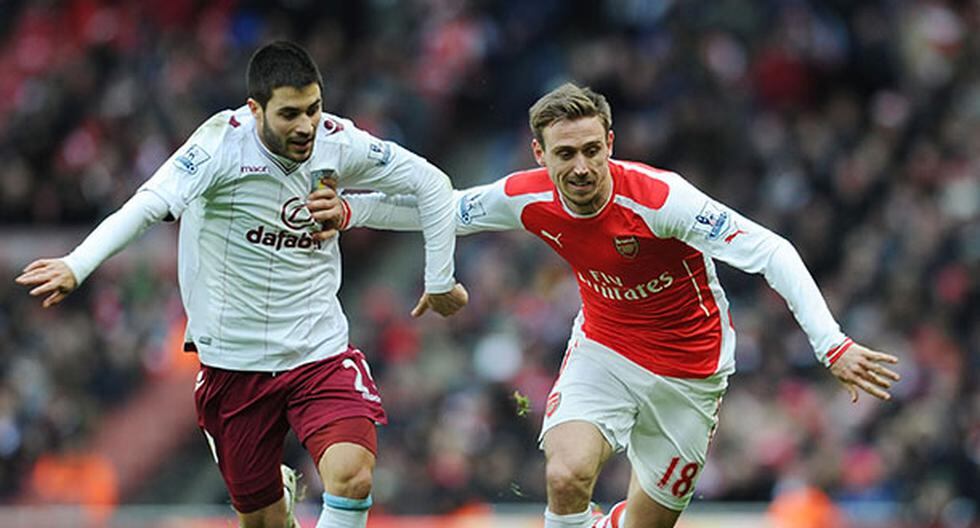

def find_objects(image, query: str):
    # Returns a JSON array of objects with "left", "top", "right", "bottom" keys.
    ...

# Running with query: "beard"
[{"left": 261, "top": 115, "right": 314, "bottom": 162}]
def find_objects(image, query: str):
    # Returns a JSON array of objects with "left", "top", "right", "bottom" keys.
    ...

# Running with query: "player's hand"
[
  {"left": 307, "top": 179, "right": 344, "bottom": 241},
  {"left": 411, "top": 283, "right": 469, "bottom": 318},
  {"left": 14, "top": 258, "right": 78, "bottom": 308},
  {"left": 829, "top": 343, "right": 900, "bottom": 403}
]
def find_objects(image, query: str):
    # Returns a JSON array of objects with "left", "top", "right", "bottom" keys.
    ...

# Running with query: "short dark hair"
[
  {"left": 247, "top": 41, "right": 323, "bottom": 108},
  {"left": 528, "top": 83, "right": 612, "bottom": 147}
]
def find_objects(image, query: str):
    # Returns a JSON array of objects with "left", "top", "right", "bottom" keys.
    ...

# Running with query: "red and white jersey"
[{"left": 347, "top": 159, "right": 848, "bottom": 378}]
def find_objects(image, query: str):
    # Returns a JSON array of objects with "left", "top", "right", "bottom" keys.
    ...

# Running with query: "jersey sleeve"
[
  {"left": 138, "top": 111, "right": 234, "bottom": 221},
  {"left": 61, "top": 189, "right": 171, "bottom": 285},
  {"left": 344, "top": 178, "right": 524, "bottom": 236},
  {"left": 338, "top": 125, "right": 456, "bottom": 293},
  {"left": 343, "top": 192, "right": 427, "bottom": 231},
  {"left": 453, "top": 179, "right": 525, "bottom": 235},
  {"left": 651, "top": 173, "right": 848, "bottom": 366}
]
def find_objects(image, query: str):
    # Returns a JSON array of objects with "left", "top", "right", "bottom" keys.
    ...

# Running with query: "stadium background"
[{"left": 0, "top": 0, "right": 977, "bottom": 527}]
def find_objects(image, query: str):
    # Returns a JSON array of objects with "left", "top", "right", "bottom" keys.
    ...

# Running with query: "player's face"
[
  {"left": 533, "top": 116, "right": 614, "bottom": 215},
  {"left": 249, "top": 83, "right": 322, "bottom": 162}
]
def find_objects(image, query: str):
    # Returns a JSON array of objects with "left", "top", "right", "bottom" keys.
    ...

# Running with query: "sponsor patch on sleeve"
[
  {"left": 367, "top": 140, "right": 392, "bottom": 166},
  {"left": 459, "top": 193, "right": 487, "bottom": 225},
  {"left": 174, "top": 144, "right": 211, "bottom": 174},
  {"left": 692, "top": 201, "right": 735, "bottom": 240}
]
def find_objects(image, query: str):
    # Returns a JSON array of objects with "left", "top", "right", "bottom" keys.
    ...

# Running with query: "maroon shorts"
[{"left": 194, "top": 346, "right": 387, "bottom": 513}]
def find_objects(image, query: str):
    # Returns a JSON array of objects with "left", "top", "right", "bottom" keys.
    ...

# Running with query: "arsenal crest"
[{"left": 614, "top": 236, "right": 639, "bottom": 259}]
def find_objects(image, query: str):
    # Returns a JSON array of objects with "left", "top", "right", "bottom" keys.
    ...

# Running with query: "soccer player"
[
  {"left": 15, "top": 41, "right": 467, "bottom": 528},
  {"left": 321, "top": 83, "right": 901, "bottom": 528}
]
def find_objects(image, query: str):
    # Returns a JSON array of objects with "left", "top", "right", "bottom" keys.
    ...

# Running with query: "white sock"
[
  {"left": 315, "top": 493, "right": 371, "bottom": 528},
  {"left": 544, "top": 506, "right": 594, "bottom": 528}
]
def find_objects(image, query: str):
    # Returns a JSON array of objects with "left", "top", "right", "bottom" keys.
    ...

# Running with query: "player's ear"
[
  {"left": 247, "top": 98, "right": 263, "bottom": 121},
  {"left": 607, "top": 129, "right": 615, "bottom": 156},
  {"left": 532, "top": 138, "right": 546, "bottom": 167}
]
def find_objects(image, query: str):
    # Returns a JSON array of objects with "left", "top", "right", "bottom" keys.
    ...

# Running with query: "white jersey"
[
  {"left": 346, "top": 160, "right": 850, "bottom": 377},
  {"left": 72, "top": 106, "right": 456, "bottom": 372}
]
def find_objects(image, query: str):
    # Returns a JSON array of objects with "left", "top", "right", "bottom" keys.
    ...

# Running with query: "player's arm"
[
  {"left": 339, "top": 178, "right": 524, "bottom": 236},
  {"left": 15, "top": 112, "right": 232, "bottom": 308},
  {"left": 656, "top": 173, "right": 900, "bottom": 402},
  {"left": 332, "top": 185, "right": 516, "bottom": 317},
  {"left": 339, "top": 192, "right": 431, "bottom": 232},
  {"left": 15, "top": 191, "right": 171, "bottom": 307},
  {"left": 329, "top": 126, "right": 465, "bottom": 316}
]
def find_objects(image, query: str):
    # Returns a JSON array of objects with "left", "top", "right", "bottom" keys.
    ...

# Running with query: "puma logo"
[
  {"left": 724, "top": 229, "right": 747, "bottom": 244},
  {"left": 540, "top": 229, "right": 564, "bottom": 248}
]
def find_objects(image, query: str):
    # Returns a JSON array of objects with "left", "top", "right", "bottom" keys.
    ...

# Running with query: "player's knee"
[
  {"left": 546, "top": 458, "right": 596, "bottom": 499},
  {"left": 324, "top": 463, "right": 374, "bottom": 499}
]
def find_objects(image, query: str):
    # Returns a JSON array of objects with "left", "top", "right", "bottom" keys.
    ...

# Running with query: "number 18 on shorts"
[{"left": 539, "top": 335, "right": 726, "bottom": 511}]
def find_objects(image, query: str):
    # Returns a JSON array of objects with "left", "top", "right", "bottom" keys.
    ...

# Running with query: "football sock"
[
  {"left": 315, "top": 492, "right": 371, "bottom": 528},
  {"left": 594, "top": 501, "right": 628, "bottom": 528},
  {"left": 544, "top": 506, "right": 595, "bottom": 528}
]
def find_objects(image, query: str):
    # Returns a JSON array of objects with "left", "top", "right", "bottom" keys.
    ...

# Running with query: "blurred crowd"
[{"left": 1, "top": 0, "right": 978, "bottom": 526}]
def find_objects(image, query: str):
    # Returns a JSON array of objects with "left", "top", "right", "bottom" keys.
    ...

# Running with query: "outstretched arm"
[
  {"left": 319, "top": 125, "right": 466, "bottom": 316},
  {"left": 309, "top": 185, "right": 475, "bottom": 317},
  {"left": 339, "top": 191, "right": 429, "bottom": 232},
  {"left": 652, "top": 172, "right": 900, "bottom": 401},
  {"left": 16, "top": 110, "right": 232, "bottom": 307},
  {"left": 309, "top": 170, "right": 525, "bottom": 317},
  {"left": 334, "top": 179, "right": 525, "bottom": 236},
  {"left": 15, "top": 190, "right": 171, "bottom": 307}
]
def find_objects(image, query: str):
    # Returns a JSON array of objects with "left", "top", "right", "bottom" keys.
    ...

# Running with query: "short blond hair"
[{"left": 528, "top": 83, "right": 612, "bottom": 146}]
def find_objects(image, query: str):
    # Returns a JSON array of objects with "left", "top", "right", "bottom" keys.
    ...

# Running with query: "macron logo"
[{"left": 241, "top": 165, "right": 269, "bottom": 174}]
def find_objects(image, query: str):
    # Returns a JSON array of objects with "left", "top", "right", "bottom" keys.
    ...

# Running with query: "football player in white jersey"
[
  {"left": 315, "top": 83, "right": 901, "bottom": 528},
  {"left": 16, "top": 41, "right": 467, "bottom": 528}
]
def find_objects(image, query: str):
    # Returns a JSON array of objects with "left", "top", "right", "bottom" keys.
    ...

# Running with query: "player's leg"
[
  {"left": 624, "top": 372, "right": 727, "bottom": 528},
  {"left": 285, "top": 347, "right": 386, "bottom": 528},
  {"left": 589, "top": 472, "right": 681, "bottom": 528},
  {"left": 193, "top": 365, "right": 294, "bottom": 528},
  {"left": 318, "top": 437, "right": 374, "bottom": 498},
  {"left": 539, "top": 333, "right": 636, "bottom": 528},
  {"left": 309, "top": 418, "right": 377, "bottom": 528},
  {"left": 236, "top": 496, "right": 291, "bottom": 528},
  {"left": 622, "top": 471, "right": 680, "bottom": 528},
  {"left": 543, "top": 421, "right": 614, "bottom": 527}
]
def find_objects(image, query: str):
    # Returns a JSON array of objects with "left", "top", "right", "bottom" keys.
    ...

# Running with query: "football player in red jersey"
[{"left": 312, "top": 83, "right": 900, "bottom": 528}]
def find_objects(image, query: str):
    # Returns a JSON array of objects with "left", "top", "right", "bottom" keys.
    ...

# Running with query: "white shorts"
[{"left": 539, "top": 332, "right": 727, "bottom": 511}]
